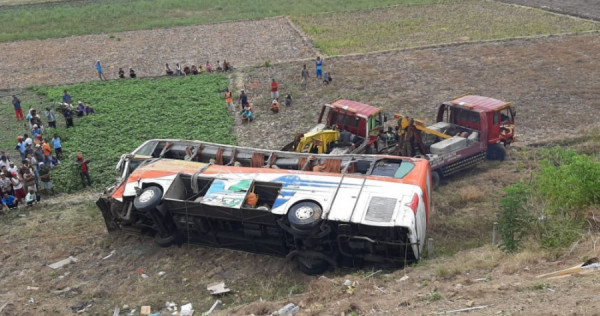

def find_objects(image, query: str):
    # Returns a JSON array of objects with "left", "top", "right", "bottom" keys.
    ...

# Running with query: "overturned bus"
[{"left": 96, "top": 140, "right": 432, "bottom": 274}]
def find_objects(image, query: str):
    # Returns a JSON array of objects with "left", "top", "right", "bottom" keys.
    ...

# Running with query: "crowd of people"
[
  {"left": 165, "top": 59, "right": 233, "bottom": 77},
  {"left": 3, "top": 90, "right": 97, "bottom": 212}
]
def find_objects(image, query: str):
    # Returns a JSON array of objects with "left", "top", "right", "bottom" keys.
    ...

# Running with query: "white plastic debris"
[
  {"left": 158, "top": 271, "right": 166, "bottom": 277},
  {"left": 277, "top": 303, "right": 299, "bottom": 315},
  {"left": 207, "top": 282, "right": 231, "bottom": 295},
  {"left": 102, "top": 250, "right": 116, "bottom": 260},
  {"left": 48, "top": 256, "right": 78, "bottom": 269},
  {"left": 181, "top": 303, "right": 194, "bottom": 315}
]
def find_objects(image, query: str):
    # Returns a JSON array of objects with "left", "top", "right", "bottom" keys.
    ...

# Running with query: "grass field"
[
  {"left": 292, "top": 0, "right": 600, "bottom": 55},
  {"left": 19, "top": 75, "right": 235, "bottom": 192},
  {"left": 0, "top": 0, "right": 455, "bottom": 42}
]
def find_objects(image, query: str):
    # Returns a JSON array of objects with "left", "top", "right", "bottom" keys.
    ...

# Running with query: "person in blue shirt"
[
  {"left": 62, "top": 90, "right": 72, "bottom": 105},
  {"left": 2, "top": 192, "right": 18, "bottom": 211},
  {"left": 15, "top": 137, "right": 26, "bottom": 161},
  {"left": 96, "top": 60, "right": 106, "bottom": 81},
  {"left": 315, "top": 56, "right": 323, "bottom": 79},
  {"left": 12, "top": 95, "right": 24, "bottom": 121},
  {"left": 52, "top": 134, "right": 63, "bottom": 159},
  {"left": 242, "top": 106, "right": 254, "bottom": 123}
]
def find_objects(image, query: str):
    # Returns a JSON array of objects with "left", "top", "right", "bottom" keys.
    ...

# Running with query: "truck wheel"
[
  {"left": 486, "top": 144, "right": 506, "bottom": 161},
  {"left": 155, "top": 232, "right": 178, "bottom": 248},
  {"left": 296, "top": 257, "right": 330, "bottom": 275},
  {"left": 288, "top": 201, "right": 323, "bottom": 232},
  {"left": 133, "top": 186, "right": 163, "bottom": 212},
  {"left": 432, "top": 170, "right": 441, "bottom": 189}
]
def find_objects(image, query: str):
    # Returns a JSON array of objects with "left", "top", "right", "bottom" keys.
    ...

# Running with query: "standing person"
[
  {"left": 301, "top": 64, "right": 309, "bottom": 90},
  {"left": 62, "top": 90, "right": 72, "bottom": 106},
  {"left": 205, "top": 61, "right": 212, "bottom": 73},
  {"left": 52, "top": 134, "right": 63, "bottom": 159},
  {"left": 10, "top": 171, "right": 26, "bottom": 203},
  {"left": 315, "top": 56, "right": 323, "bottom": 79},
  {"left": 63, "top": 107, "right": 74, "bottom": 128},
  {"left": 224, "top": 88, "right": 234, "bottom": 111},
  {"left": 45, "top": 107, "right": 57, "bottom": 128},
  {"left": 129, "top": 67, "right": 137, "bottom": 78},
  {"left": 15, "top": 137, "right": 26, "bottom": 161},
  {"left": 42, "top": 139, "right": 52, "bottom": 166},
  {"left": 176, "top": 63, "right": 183, "bottom": 76},
  {"left": 95, "top": 60, "right": 106, "bottom": 81},
  {"left": 22, "top": 167, "right": 36, "bottom": 194},
  {"left": 12, "top": 95, "right": 25, "bottom": 121},
  {"left": 38, "top": 163, "right": 54, "bottom": 195},
  {"left": 270, "top": 79, "right": 279, "bottom": 101},
  {"left": 76, "top": 153, "right": 92, "bottom": 188},
  {"left": 239, "top": 89, "right": 249, "bottom": 111}
]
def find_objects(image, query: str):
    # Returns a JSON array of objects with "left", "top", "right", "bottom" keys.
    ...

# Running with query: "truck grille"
[{"left": 365, "top": 197, "right": 396, "bottom": 222}]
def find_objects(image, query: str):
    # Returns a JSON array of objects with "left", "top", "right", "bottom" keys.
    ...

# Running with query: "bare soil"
[
  {"left": 1, "top": 4, "right": 600, "bottom": 316},
  {"left": 0, "top": 17, "right": 317, "bottom": 89}
]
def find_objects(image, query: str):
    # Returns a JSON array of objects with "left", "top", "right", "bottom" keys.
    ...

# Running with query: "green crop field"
[
  {"left": 292, "top": 0, "right": 600, "bottom": 55},
  {"left": 26, "top": 75, "right": 235, "bottom": 192},
  {"left": 0, "top": 0, "right": 456, "bottom": 42}
]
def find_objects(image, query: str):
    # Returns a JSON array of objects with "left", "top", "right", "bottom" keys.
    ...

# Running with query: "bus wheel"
[{"left": 288, "top": 201, "right": 323, "bottom": 233}]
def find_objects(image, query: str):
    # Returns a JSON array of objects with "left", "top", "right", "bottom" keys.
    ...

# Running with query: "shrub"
[{"left": 498, "top": 182, "right": 534, "bottom": 252}]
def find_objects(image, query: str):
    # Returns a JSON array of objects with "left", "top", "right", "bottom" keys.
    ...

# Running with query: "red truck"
[
  {"left": 390, "top": 95, "right": 516, "bottom": 187},
  {"left": 284, "top": 95, "right": 516, "bottom": 187}
]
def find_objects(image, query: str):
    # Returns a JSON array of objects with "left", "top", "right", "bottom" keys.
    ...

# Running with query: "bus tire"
[
  {"left": 133, "top": 186, "right": 163, "bottom": 212},
  {"left": 288, "top": 201, "right": 323, "bottom": 232}
]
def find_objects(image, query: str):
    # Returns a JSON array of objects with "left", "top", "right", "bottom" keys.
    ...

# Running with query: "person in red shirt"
[
  {"left": 270, "top": 79, "right": 279, "bottom": 101},
  {"left": 76, "top": 153, "right": 92, "bottom": 187}
]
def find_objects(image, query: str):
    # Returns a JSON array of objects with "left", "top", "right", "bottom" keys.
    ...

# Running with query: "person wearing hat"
[
  {"left": 31, "top": 124, "right": 42, "bottom": 137},
  {"left": 95, "top": 60, "right": 106, "bottom": 81},
  {"left": 270, "top": 99, "right": 280, "bottom": 113},
  {"left": 76, "top": 153, "right": 92, "bottom": 188}
]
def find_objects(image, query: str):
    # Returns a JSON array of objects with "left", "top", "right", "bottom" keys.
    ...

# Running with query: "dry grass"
[{"left": 292, "top": 0, "right": 600, "bottom": 55}]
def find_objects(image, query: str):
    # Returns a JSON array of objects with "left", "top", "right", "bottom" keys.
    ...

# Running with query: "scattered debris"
[
  {"left": 48, "top": 256, "right": 78, "bottom": 269},
  {"left": 102, "top": 250, "right": 116, "bottom": 260},
  {"left": 77, "top": 303, "right": 92, "bottom": 314},
  {"left": 138, "top": 268, "right": 149, "bottom": 279},
  {"left": 343, "top": 280, "right": 359, "bottom": 294},
  {"left": 362, "top": 270, "right": 382, "bottom": 279},
  {"left": 141, "top": 305, "right": 151, "bottom": 316},
  {"left": 113, "top": 306, "right": 120, "bottom": 316},
  {"left": 465, "top": 300, "right": 474, "bottom": 307},
  {"left": 26, "top": 286, "right": 39, "bottom": 291},
  {"left": 28, "top": 297, "right": 34, "bottom": 304},
  {"left": 181, "top": 302, "right": 194, "bottom": 315},
  {"left": 203, "top": 300, "right": 222, "bottom": 315},
  {"left": 158, "top": 271, "right": 166, "bottom": 277},
  {"left": 52, "top": 287, "right": 72, "bottom": 295},
  {"left": 398, "top": 275, "right": 410, "bottom": 282},
  {"left": 537, "top": 258, "right": 600, "bottom": 279},
  {"left": 437, "top": 305, "right": 488, "bottom": 314},
  {"left": 18, "top": 214, "right": 26, "bottom": 218},
  {"left": 275, "top": 303, "right": 299, "bottom": 315},
  {"left": 207, "top": 282, "right": 231, "bottom": 295}
]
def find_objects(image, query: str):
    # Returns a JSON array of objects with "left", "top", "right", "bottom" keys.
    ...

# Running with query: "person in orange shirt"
[
  {"left": 224, "top": 88, "right": 234, "bottom": 111},
  {"left": 42, "top": 138, "right": 52, "bottom": 167},
  {"left": 270, "top": 99, "right": 280, "bottom": 113}
]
